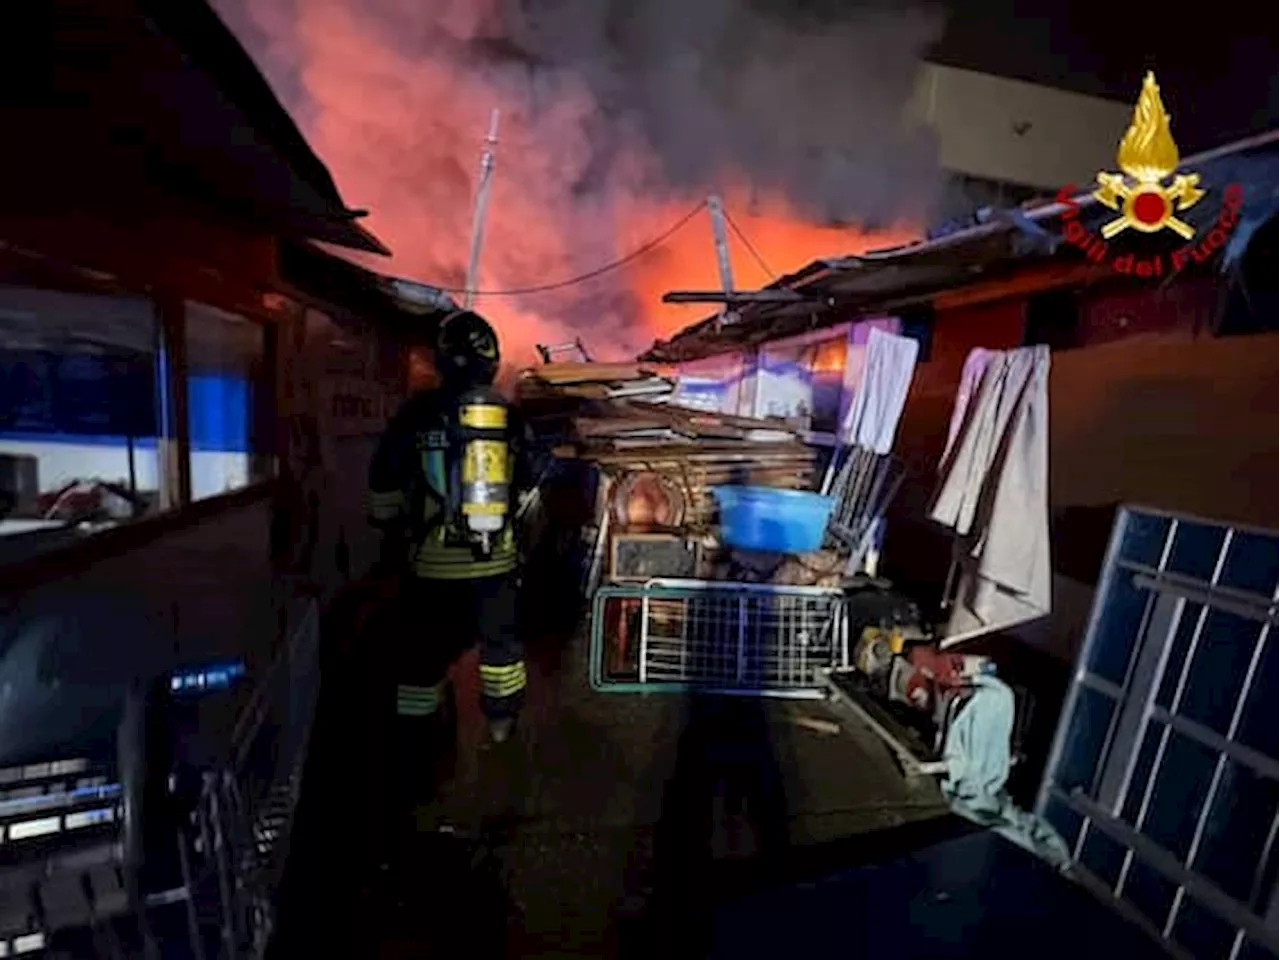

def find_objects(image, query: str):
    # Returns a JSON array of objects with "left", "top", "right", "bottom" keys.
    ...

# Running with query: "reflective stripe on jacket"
[
  {"left": 411, "top": 527, "right": 518, "bottom": 579},
  {"left": 366, "top": 489, "right": 405, "bottom": 523}
]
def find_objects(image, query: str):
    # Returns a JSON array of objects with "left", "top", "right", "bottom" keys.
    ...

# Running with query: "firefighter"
[{"left": 366, "top": 310, "right": 531, "bottom": 831}]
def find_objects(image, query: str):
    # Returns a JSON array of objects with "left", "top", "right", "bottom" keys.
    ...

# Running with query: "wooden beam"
[
  {"left": 662, "top": 289, "right": 809, "bottom": 304},
  {"left": 932, "top": 260, "right": 1105, "bottom": 312}
]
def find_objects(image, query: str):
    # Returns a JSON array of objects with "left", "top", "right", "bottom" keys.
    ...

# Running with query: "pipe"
[{"left": 463, "top": 109, "right": 501, "bottom": 310}]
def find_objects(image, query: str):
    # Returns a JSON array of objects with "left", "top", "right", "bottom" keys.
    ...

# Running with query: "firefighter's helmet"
[{"left": 437, "top": 310, "right": 500, "bottom": 387}]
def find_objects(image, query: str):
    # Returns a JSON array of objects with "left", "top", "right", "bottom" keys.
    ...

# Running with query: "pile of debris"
[
  {"left": 515, "top": 361, "right": 674, "bottom": 402},
  {"left": 517, "top": 361, "right": 837, "bottom": 585},
  {"left": 517, "top": 362, "right": 817, "bottom": 515}
]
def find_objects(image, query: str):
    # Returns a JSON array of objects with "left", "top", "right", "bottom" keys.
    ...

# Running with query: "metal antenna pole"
[
  {"left": 464, "top": 109, "right": 501, "bottom": 309},
  {"left": 706, "top": 194, "right": 738, "bottom": 326}
]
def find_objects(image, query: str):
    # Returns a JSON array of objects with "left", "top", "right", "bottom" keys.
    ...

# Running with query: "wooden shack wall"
[{"left": 888, "top": 281, "right": 1278, "bottom": 662}]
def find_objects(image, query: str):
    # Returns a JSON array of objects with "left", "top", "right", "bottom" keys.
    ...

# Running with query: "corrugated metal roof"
[{"left": 642, "top": 130, "right": 1278, "bottom": 363}]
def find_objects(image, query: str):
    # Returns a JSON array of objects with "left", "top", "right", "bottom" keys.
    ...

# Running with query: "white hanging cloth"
[
  {"left": 931, "top": 345, "right": 1052, "bottom": 645},
  {"left": 841, "top": 327, "right": 919, "bottom": 454},
  {"left": 940, "top": 347, "right": 995, "bottom": 468}
]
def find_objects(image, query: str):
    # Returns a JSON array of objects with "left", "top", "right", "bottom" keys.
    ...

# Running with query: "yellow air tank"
[{"left": 456, "top": 386, "right": 510, "bottom": 556}]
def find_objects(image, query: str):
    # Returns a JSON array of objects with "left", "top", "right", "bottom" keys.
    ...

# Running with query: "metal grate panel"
[
  {"left": 823, "top": 445, "right": 906, "bottom": 575},
  {"left": 1037, "top": 506, "right": 1278, "bottom": 959},
  {"left": 590, "top": 578, "right": 848, "bottom": 698}
]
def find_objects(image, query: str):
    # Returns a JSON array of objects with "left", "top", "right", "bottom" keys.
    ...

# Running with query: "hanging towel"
[
  {"left": 931, "top": 345, "right": 1052, "bottom": 642},
  {"left": 842, "top": 328, "right": 919, "bottom": 455},
  {"left": 940, "top": 348, "right": 994, "bottom": 469},
  {"left": 942, "top": 674, "right": 1069, "bottom": 869}
]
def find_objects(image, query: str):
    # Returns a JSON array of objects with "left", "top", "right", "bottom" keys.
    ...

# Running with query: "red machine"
[{"left": 846, "top": 591, "right": 997, "bottom": 758}]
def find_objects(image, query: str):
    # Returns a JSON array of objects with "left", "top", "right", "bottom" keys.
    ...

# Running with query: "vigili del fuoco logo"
[{"left": 1056, "top": 72, "right": 1243, "bottom": 278}]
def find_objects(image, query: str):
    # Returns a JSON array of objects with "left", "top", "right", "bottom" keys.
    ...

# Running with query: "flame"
[
  {"left": 630, "top": 187, "right": 917, "bottom": 345},
  {"left": 1116, "top": 72, "right": 1180, "bottom": 184},
  {"left": 808, "top": 336, "right": 848, "bottom": 375},
  {"left": 232, "top": 0, "right": 921, "bottom": 367}
]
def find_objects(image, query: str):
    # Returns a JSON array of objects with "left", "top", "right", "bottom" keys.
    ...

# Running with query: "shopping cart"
[
  {"left": 589, "top": 578, "right": 850, "bottom": 699},
  {"left": 0, "top": 594, "right": 319, "bottom": 959}
]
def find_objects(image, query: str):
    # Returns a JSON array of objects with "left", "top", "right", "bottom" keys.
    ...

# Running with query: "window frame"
[
  {"left": 181, "top": 299, "right": 279, "bottom": 502},
  {"left": 0, "top": 260, "right": 281, "bottom": 585}
]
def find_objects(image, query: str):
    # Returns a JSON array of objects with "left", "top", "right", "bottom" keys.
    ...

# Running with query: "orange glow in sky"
[{"left": 238, "top": 0, "right": 920, "bottom": 368}]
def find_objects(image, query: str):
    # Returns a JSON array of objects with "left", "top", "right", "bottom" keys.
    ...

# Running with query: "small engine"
[
  {"left": 845, "top": 581, "right": 993, "bottom": 749},
  {"left": 844, "top": 580, "right": 928, "bottom": 680},
  {"left": 887, "top": 646, "right": 994, "bottom": 733}
]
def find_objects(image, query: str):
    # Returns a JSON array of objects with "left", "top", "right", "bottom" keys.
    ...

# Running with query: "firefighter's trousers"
[
  {"left": 382, "top": 573, "right": 525, "bottom": 843},
  {"left": 390, "top": 571, "right": 525, "bottom": 726}
]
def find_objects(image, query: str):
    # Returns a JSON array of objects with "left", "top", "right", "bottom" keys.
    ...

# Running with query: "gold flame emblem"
[{"left": 1093, "top": 72, "right": 1204, "bottom": 240}]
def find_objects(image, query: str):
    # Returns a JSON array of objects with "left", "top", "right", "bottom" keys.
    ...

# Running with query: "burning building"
[{"left": 642, "top": 127, "right": 1278, "bottom": 666}]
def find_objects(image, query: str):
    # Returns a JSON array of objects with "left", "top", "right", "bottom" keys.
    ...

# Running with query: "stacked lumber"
[
  {"left": 517, "top": 362, "right": 674, "bottom": 400},
  {"left": 516, "top": 362, "right": 817, "bottom": 519}
]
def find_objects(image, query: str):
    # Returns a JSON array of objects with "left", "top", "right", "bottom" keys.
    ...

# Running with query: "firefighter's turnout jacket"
[{"left": 366, "top": 388, "right": 531, "bottom": 580}]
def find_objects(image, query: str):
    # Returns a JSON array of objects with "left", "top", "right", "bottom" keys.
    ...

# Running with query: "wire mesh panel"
[
  {"left": 590, "top": 578, "right": 848, "bottom": 698},
  {"left": 1037, "top": 507, "right": 1278, "bottom": 959}
]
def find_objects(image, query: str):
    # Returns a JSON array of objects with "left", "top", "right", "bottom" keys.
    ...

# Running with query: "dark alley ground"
[{"left": 267, "top": 563, "right": 953, "bottom": 959}]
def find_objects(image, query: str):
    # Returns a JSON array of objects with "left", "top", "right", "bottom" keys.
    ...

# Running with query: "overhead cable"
[
  {"left": 723, "top": 209, "right": 777, "bottom": 282},
  {"left": 431, "top": 201, "right": 708, "bottom": 297}
]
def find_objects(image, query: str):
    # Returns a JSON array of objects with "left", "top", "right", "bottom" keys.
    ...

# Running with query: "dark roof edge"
[
  {"left": 137, "top": 0, "right": 347, "bottom": 211},
  {"left": 137, "top": 0, "right": 389, "bottom": 255},
  {"left": 646, "top": 128, "right": 1279, "bottom": 358},
  {"left": 278, "top": 240, "right": 456, "bottom": 332}
]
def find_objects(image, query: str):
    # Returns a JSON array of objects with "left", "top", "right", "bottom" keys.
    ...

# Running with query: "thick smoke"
[
  {"left": 498, "top": 0, "right": 944, "bottom": 222},
  {"left": 215, "top": 0, "right": 945, "bottom": 363}
]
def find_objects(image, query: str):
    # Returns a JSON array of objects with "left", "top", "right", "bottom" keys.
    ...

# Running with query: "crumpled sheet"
[
  {"left": 942, "top": 673, "right": 1070, "bottom": 870},
  {"left": 931, "top": 345, "right": 1052, "bottom": 642}
]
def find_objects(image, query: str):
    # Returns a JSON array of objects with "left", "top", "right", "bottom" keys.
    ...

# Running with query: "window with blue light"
[
  {"left": 184, "top": 302, "right": 273, "bottom": 501},
  {"left": 0, "top": 286, "right": 164, "bottom": 540}
]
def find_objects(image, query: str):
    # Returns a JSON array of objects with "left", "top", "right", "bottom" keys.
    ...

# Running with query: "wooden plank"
[
  {"left": 589, "top": 453, "right": 813, "bottom": 469},
  {"left": 686, "top": 473, "right": 811, "bottom": 488},
  {"left": 553, "top": 445, "right": 813, "bottom": 470},
  {"left": 529, "top": 362, "right": 656, "bottom": 384},
  {"left": 932, "top": 260, "right": 1104, "bottom": 312},
  {"left": 573, "top": 416, "right": 672, "bottom": 438},
  {"left": 605, "top": 379, "right": 674, "bottom": 399},
  {"left": 555, "top": 383, "right": 613, "bottom": 399},
  {"left": 619, "top": 401, "right": 800, "bottom": 435},
  {"left": 584, "top": 440, "right": 810, "bottom": 459},
  {"left": 630, "top": 407, "right": 747, "bottom": 440}
]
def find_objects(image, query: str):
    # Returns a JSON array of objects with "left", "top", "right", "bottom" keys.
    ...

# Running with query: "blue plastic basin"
[{"left": 711, "top": 485, "right": 836, "bottom": 554}]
